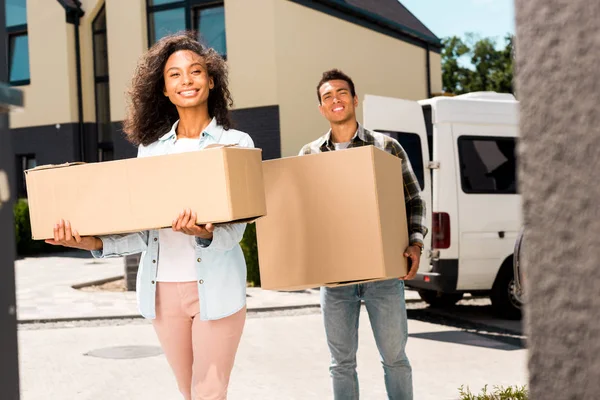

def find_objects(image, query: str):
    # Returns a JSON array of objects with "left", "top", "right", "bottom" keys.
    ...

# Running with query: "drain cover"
[{"left": 84, "top": 346, "right": 163, "bottom": 359}]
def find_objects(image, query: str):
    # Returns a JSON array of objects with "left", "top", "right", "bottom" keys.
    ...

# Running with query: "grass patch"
[{"left": 459, "top": 384, "right": 528, "bottom": 400}]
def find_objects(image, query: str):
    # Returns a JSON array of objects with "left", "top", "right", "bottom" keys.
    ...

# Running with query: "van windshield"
[
  {"left": 375, "top": 130, "right": 425, "bottom": 190},
  {"left": 458, "top": 136, "right": 517, "bottom": 194}
]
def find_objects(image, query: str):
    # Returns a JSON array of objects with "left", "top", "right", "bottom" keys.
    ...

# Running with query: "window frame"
[
  {"left": 92, "top": 5, "right": 114, "bottom": 160},
  {"left": 457, "top": 135, "right": 518, "bottom": 195},
  {"left": 146, "top": 0, "right": 226, "bottom": 58}
]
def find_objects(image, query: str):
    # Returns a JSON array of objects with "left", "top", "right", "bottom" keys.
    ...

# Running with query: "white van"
[{"left": 363, "top": 92, "right": 521, "bottom": 319}]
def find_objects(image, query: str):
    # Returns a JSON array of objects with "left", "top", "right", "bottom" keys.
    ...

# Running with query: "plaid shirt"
[{"left": 299, "top": 123, "right": 428, "bottom": 246}]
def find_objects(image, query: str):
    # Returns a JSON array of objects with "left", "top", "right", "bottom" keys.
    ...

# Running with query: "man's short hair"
[{"left": 316, "top": 69, "right": 356, "bottom": 104}]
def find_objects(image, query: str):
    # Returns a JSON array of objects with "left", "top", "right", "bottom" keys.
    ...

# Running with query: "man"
[{"left": 299, "top": 69, "right": 428, "bottom": 400}]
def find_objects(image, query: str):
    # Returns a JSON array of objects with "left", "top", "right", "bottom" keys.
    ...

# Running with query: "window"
[
  {"left": 458, "top": 137, "right": 517, "bottom": 194},
  {"left": 93, "top": 6, "right": 113, "bottom": 161},
  {"left": 194, "top": 6, "right": 226, "bottom": 55},
  {"left": 16, "top": 154, "right": 35, "bottom": 197},
  {"left": 6, "top": 0, "right": 29, "bottom": 85},
  {"left": 376, "top": 130, "right": 425, "bottom": 190},
  {"left": 421, "top": 105, "right": 433, "bottom": 162},
  {"left": 147, "top": 1, "right": 227, "bottom": 57}
]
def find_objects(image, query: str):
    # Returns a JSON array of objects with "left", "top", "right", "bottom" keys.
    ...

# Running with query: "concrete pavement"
[
  {"left": 18, "top": 309, "right": 527, "bottom": 400},
  {"left": 14, "top": 252, "right": 527, "bottom": 399}
]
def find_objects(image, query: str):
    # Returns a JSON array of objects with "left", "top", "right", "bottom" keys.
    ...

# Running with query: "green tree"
[
  {"left": 441, "top": 36, "right": 471, "bottom": 94},
  {"left": 442, "top": 33, "right": 514, "bottom": 95}
]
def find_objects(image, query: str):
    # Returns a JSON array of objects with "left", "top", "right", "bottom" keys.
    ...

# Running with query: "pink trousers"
[{"left": 152, "top": 282, "right": 246, "bottom": 400}]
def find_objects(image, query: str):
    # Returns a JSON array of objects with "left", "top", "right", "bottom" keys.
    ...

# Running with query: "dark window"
[
  {"left": 147, "top": 1, "right": 227, "bottom": 57},
  {"left": 95, "top": 81, "right": 111, "bottom": 143},
  {"left": 6, "top": 0, "right": 29, "bottom": 85},
  {"left": 458, "top": 136, "right": 517, "bottom": 194},
  {"left": 93, "top": 35, "right": 108, "bottom": 76},
  {"left": 9, "top": 34, "right": 29, "bottom": 84},
  {"left": 6, "top": 0, "right": 26, "bottom": 27},
  {"left": 421, "top": 105, "right": 433, "bottom": 162},
  {"left": 16, "top": 154, "right": 35, "bottom": 198},
  {"left": 194, "top": 5, "right": 226, "bottom": 55},
  {"left": 93, "top": 6, "right": 113, "bottom": 161},
  {"left": 149, "top": 7, "right": 186, "bottom": 44},
  {"left": 375, "top": 130, "right": 425, "bottom": 190}
]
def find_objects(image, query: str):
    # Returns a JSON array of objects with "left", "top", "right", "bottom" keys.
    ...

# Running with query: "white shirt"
[
  {"left": 156, "top": 137, "right": 201, "bottom": 282},
  {"left": 94, "top": 118, "right": 255, "bottom": 321},
  {"left": 333, "top": 141, "right": 351, "bottom": 150}
]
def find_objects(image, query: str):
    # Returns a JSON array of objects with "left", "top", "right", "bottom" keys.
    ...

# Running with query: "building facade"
[{"left": 7, "top": 0, "right": 442, "bottom": 196}]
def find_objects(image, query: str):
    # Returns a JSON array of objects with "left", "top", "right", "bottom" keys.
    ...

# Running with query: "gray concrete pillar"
[{"left": 515, "top": 0, "right": 600, "bottom": 398}]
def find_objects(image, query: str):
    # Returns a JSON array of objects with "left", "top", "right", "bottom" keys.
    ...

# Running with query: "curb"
[
  {"left": 17, "top": 299, "right": 424, "bottom": 324},
  {"left": 71, "top": 275, "right": 123, "bottom": 289}
]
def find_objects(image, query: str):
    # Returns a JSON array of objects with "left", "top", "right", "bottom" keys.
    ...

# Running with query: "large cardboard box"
[
  {"left": 256, "top": 145, "right": 409, "bottom": 290},
  {"left": 26, "top": 147, "right": 266, "bottom": 240}
]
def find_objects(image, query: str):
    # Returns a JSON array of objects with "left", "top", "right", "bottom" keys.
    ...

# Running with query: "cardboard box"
[
  {"left": 256, "top": 145, "right": 409, "bottom": 291},
  {"left": 26, "top": 146, "right": 266, "bottom": 240}
]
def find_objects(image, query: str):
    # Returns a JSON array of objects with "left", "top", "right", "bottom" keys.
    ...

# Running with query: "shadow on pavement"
[{"left": 409, "top": 330, "right": 524, "bottom": 351}]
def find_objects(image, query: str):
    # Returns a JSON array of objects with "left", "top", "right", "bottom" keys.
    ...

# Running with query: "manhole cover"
[{"left": 84, "top": 346, "right": 163, "bottom": 359}]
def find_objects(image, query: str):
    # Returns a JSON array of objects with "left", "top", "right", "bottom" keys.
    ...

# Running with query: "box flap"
[
  {"left": 204, "top": 143, "right": 238, "bottom": 149},
  {"left": 204, "top": 144, "right": 262, "bottom": 152},
  {"left": 26, "top": 162, "right": 86, "bottom": 173}
]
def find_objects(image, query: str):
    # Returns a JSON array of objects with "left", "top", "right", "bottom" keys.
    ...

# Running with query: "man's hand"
[
  {"left": 173, "top": 209, "right": 215, "bottom": 240},
  {"left": 400, "top": 245, "right": 421, "bottom": 280},
  {"left": 45, "top": 219, "right": 103, "bottom": 251}
]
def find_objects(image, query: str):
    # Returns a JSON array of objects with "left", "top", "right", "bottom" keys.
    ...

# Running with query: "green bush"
[
  {"left": 13, "top": 198, "right": 62, "bottom": 256},
  {"left": 241, "top": 222, "right": 260, "bottom": 287},
  {"left": 459, "top": 384, "right": 528, "bottom": 400}
]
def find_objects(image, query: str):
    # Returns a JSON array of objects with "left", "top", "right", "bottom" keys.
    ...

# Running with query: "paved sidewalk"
[
  {"left": 19, "top": 310, "right": 528, "bottom": 400},
  {"left": 15, "top": 252, "right": 421, "bottom": 322}
]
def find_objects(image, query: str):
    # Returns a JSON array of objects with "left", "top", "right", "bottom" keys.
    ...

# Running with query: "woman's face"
[{"left": 163, "top": 50, "right": 214, "bottom": 110}]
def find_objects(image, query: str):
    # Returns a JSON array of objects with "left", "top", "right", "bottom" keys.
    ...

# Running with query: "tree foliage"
[{"left": 442, "top": 34, "right": 514, "bottom": 95}]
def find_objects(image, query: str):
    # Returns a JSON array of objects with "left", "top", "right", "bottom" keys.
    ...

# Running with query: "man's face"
[{"left": 318, "top": 79, "right": 358, "bottom": 124}]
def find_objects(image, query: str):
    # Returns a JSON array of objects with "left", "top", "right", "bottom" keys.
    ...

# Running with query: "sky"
[{"left": 399, "top": 0, "right": 515, "bottom": 44}]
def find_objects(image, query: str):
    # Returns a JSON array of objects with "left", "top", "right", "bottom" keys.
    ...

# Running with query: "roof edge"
[
  {"left": 307, "top": 0, "right": 442, "bottom": 48},
  {"left": 56, "top": 0, "right": 84, "bottom": 15}
]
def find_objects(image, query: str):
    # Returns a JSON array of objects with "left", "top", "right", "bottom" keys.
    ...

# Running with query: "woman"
[{"left": 45, "top": 31, "right": 252, "bottom": 400}]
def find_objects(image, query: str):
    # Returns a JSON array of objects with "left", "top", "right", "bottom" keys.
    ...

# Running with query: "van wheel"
[
  {"left": 418, "top": 290, "right": 463, "bottom": 308},
  {"left": 490, "top": 262, "right": 522, "bottom": 320}
]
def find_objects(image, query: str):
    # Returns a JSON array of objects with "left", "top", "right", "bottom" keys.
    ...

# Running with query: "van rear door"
[{"left": 363, "top": 94, "right": 432, "bottom": 269}]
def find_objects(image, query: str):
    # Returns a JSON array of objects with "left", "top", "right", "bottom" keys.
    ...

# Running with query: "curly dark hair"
[
  {"left": 316, "top": 69, "right": 356, "bottom": 104},
  {"left": 123, "top": 31, "right": 233, "bottom": 146}
]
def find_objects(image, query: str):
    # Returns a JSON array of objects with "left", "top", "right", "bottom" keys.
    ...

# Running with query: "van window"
[
  {"left": 421, "top": 105, "right": 433, "bottom": 162},
  {"left": 375, "top": 130, "right": 425, "bottom": 190},
  {"left": 458, "top": 136, "right": 517, "bottom": 194}
]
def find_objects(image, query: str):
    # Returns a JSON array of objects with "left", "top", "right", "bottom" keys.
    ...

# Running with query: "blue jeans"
[{"left": 321, "top": 279, "right": 412, "bottom": 400}]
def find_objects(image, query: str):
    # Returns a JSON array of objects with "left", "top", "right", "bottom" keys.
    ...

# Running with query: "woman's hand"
[
  {"left": 172, "top": 209, "right": 214, "bottom": 240},
  {"left": 45, "top": 220, "right": 103, "bottom": 251}
]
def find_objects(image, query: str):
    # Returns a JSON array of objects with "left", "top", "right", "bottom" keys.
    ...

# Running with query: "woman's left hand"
[{"left": 172, "top": 209, "right": 214, "bottom": 239}]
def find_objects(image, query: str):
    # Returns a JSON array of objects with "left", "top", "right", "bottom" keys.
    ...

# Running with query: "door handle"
[
  {"left": 428, "top": 249, "right": 440, "bottom": 260},
  {"left": 498, "top": 231, "right": 505, "bottom": 239}
]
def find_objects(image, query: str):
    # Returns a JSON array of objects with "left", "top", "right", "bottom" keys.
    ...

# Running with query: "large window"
[
  {"left": 92, "top": 6, "right": 113, "bottom": 162},
  {"left": 458, "top": 137, "right": 517, "bottom": 194},
  {"left": 6, "top": 0, "right": 29, "bottom": 85},
  {"left": 147, "top": 0, "right": 227, "bottom": 57},
  {"left": 376, "top": 130, "right": 425, "bottom": 190}
]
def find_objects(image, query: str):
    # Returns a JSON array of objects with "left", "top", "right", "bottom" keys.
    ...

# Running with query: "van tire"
[
  {"left": 490, "top": 260, "right": 522, "bottom": 320},
  {"left": 418, "top": 290, "right": 463, "bottom": 308}
]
